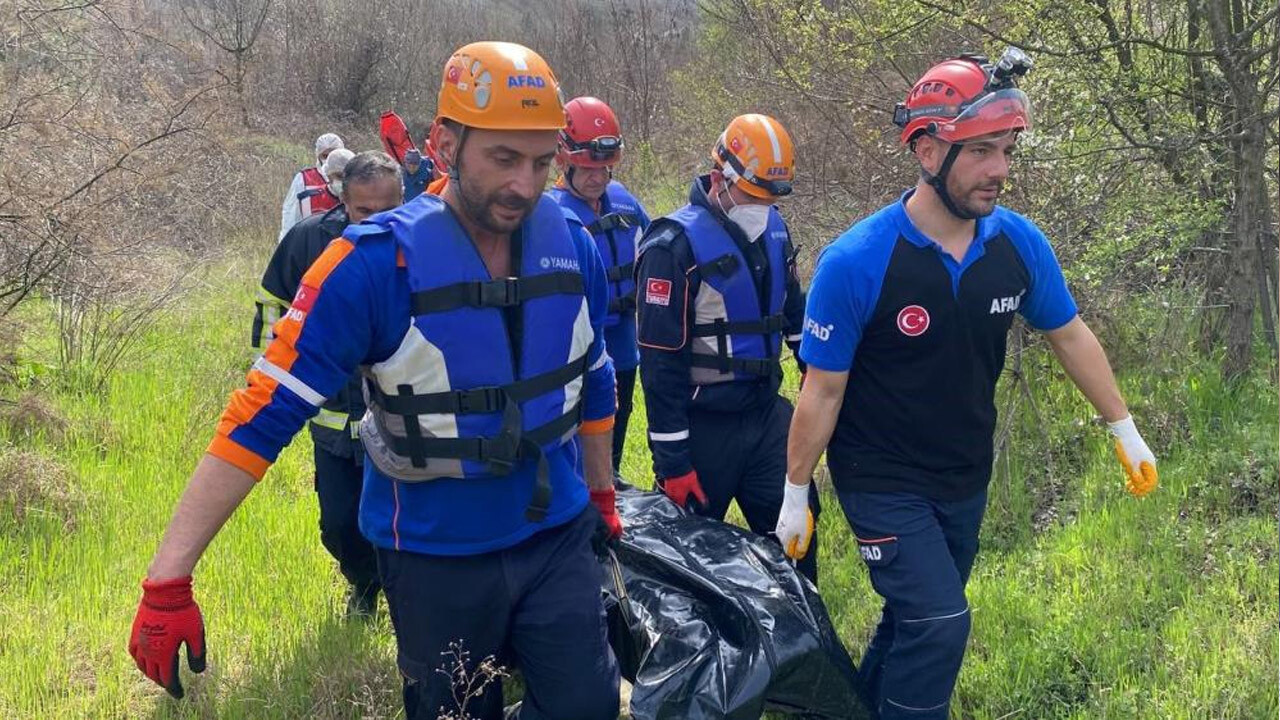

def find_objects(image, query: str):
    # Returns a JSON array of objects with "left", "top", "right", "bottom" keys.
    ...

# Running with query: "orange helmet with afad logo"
[
  {"left": 559, "top": 96, "right": 624, "bottom": 168},
  {"left": 711, "top": 114, "right": 795, "bottom": 199},
  {"left": 436, "top": 41, "right": 566, "bottom": 131}
]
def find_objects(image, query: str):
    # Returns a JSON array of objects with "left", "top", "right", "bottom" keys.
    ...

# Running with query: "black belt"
[{"left": 410, "top": 272, "right": 582, "bottom": 314}]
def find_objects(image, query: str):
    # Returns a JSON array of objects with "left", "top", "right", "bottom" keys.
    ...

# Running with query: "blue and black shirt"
[{"left": 801, "top": 190, "right": 1078, "bottom": 500}]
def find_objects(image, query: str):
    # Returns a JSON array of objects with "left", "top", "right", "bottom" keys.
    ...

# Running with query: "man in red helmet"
[
  {"left": 781, "top": 49, "right": 1158, "bottom": 719},
  {"left": 549, "top": 97, "right": 651, "bottom": 478}
]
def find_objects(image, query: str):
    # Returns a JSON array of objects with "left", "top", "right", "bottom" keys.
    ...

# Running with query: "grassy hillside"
[{"left": 1, "top": 198, "right": 1276, "bottom": 719}]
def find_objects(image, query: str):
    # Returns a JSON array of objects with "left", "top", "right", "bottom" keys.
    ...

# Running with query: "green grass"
[{"left": 1, "top": 227, "right": 1276, "bottom": 718}]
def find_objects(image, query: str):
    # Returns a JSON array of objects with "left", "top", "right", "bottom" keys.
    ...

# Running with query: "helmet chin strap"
[
  {"left": 446, "top": 126, "right": 467, "bottom": 184},
  {"left": 565, "top": 165, "right": 581, "bottom": 196},
  {"left": 920, "top": 142, "right": 977, "bottom": 221}
]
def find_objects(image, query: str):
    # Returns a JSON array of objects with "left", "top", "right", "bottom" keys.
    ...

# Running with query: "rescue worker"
[
  {"left": 779, "top": 49, "right": 1159, "bottom": 720},
  {"left": 548, "top": 96, "right": 650, "bottom": 477},
  {"left": 635, "top": 114, "right": 819, "bottom": 582},
  {"left": 321, "top": 147, "right": 354, "bottom": 198},
  {"left": 279, "top": 132, "right": 345, "bottom": 240},
  {"left": 251, "top": 150, "right": 404, "bottom": 619},
  {"left": 129, "top": 42, "right": 622, "bottom": 720},
  {"left": 401, "top": 147, "right": 435, "bottom": 201}
]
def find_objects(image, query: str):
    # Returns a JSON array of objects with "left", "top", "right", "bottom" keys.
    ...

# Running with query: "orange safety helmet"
[
  {"left": 436, "top": 41, "right": 566, "bottom": 131},
  {"left": 894, "top": 48, "right": 1033, "bottom": 146},
  {"left": 711, "top": 114, "right": 795, "bottom": 199},
  {"left": 559, "top": 96, "right": 624, "bottom": 168}
]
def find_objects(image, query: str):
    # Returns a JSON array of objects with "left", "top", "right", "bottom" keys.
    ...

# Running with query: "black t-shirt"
[{"left": 800, "top": 195, "right": 1078, "bottom": 500}]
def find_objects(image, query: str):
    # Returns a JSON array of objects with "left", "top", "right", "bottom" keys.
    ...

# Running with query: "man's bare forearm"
[
  {"left": 787, "top": 369, "right": 849, "bottom": 485},
  {"left": 580, "top": 428, "right": 614, "bottom": 492},
  {"left": 147, "top": 454, "right": 257, "bottom": 580},
  {"left": 1046, "top": 317, "right": 1128, "bottom": 422}
]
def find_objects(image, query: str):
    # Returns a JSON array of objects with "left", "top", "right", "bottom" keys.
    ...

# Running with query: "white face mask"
[
  {"left": 329, "top": 180, "right": 343, "bottom": 197},
  {"left": 717, "top": 186, "right": 771, "bottom": 242},
  {"left": 727, "top": 204, "right": 771, "bottom": 242}
]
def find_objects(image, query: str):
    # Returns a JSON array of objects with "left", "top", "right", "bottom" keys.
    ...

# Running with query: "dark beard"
[
  {"left": 950, "top": 181, "right": 1001, "bottom": 218},
  {"left": 457, "top": 177, "right": 535, "bottom": 234}
]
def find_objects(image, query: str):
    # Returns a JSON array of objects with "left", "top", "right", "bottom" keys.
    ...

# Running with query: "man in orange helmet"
[
  {"left": 128, "top": 42, "right": 622, "bottom": 719},
  {"left": 635, "top": 114, "right": 819, "bottom": 582},
  {"left": 549, "top": 96, "right": 651, "bottom": 478},
  {"left": 785, "top": 49, "right": 1157, "bottom": 719}
]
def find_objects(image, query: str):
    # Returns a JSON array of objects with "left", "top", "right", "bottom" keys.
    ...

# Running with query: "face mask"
[
  {"left": 727, "top": 204, "right": 771, "bottom": 242},
  {"left": 329, "top": 180, "right": 343, "bottom": 197},
  {"left": 717, "top": 186, "right": 771, "bottom": 242},
  {"left": 714, "top": 181, "right": 772, "bottom": 241}
]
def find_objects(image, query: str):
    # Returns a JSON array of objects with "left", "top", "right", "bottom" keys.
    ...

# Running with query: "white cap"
[
  {"left": 323, "top": 148, "right": 355, "bottom": 178},
  {"left": 315, "top": 133, "right": 344, "bottom": 156}
]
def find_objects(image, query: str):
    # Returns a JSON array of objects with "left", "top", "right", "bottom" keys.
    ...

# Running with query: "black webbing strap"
[
  {"left": 689, "top": 313, "right": 787, "bottom": 338},
  {"left": 698, "top": 253, "right": 739, "bottom": 278},
  {"left": 385, "top": 400, "right": 582, "bottom": 469},
  {"left": 409, "top": 272, "right": 583, "bottom": 315},
  {"left": 608, "top": 290, "right": 637, "bottom": 315},
  {"left": 386, "top": 400, "right": 584, "bottom": 522},
  {"left": 689, "top": 353, "right": 780, "bottom": 377},
  {"left": 367, "top": 357, "right": 587, "bottom": 417},
  {"left": 605, "top": 261, "right": 635, "bottom": 282},
  {"left": 586, "top": 212, "right": 640, "bottom": 235}
]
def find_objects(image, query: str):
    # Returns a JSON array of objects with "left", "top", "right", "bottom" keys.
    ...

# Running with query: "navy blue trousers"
[
  {"left": 313, "top": 445, "right": 379, "bottom": 592},
  {"left": 377, "top": 508, "right": 620, "bottom": 720},
  {"left": 689, "top": 395, "right": 820, "bottom": 583},
  {"left": 837, "top": 489, "right": 987, "bottom": 720},
  {"left": 612, "top": 368, "right": 636, "bottom": 475}
]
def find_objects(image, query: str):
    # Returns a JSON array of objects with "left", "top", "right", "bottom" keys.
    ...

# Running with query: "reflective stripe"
[
  {"left": 901, "top": 607, "right": 969, "bottom": 624},
  {"left": 256, "top": 285, "right": 290, "bottom": 306},
  {"left": 885, "top": 698, "right": 949, "bottom": 712},
  {"left": 310, "top": 407, "right": 348, "bottom": 430},
  {"left": 252, "top": 357, "right": 325, "bottom": 406},
  {"left": 785, "top": 333, "right": 802, "bottom": 342},
  {"left": 262, "top": 304, "right": 281, "bottom": 343},
  {"left": 759, "top": 116, "right": 783, "bottom": 163},
  {"left": 649, "top": 429, "right": 689, "bottom": 442}
]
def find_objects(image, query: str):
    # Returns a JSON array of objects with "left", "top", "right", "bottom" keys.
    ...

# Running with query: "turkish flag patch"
[
  {"left": 292, "top": 283, "right": 320, "bottom": 313},
  {"left": 645, "top": 278, "right": 672, "bottom": 306}
]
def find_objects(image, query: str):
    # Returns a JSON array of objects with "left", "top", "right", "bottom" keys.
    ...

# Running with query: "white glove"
[
  {"left": 1107, "top": 415, "right": 1158, "bottom": 497},
  {"left": 774, "top": 478, "right": 815, "bottom": 560}
]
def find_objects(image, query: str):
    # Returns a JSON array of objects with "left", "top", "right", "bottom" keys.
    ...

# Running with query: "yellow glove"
[
  {"left": 1107, "top": 415, "right": 1158, "bottom": 497},
  {"left": 775, "top": 478, "right": 815, "bottom": 560}
]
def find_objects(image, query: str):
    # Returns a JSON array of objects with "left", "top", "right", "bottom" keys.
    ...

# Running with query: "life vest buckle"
[
  {"left": 475, "top": 277, "right": 522, "bottom": 308},
  {"left": 481, "top": 431, "right": 520, "bottom": 475},
  {"left": 456, "top": 386, "right": 505, "bottom": 414}
]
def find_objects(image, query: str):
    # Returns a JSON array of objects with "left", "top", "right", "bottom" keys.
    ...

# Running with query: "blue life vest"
[
  {"left": 548, "top": 181, "right": 643, "bottom": 326},
  {"left": 355, "top": 194, "right": 592, "bottom": 521},
  {"left": 668, "top": 203, "right": 788, "bottom": 385}
]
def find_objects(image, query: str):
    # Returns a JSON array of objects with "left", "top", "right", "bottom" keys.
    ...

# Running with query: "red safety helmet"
[
  {"left": 894, "top": 49, "right": 1033, "bottom": 146},
  {"left": 559, "top": 96, "right": 624, "bottom": 168}
]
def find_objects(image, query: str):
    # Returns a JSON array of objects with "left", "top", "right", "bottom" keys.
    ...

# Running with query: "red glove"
[
  {"left": 128, "top": 576, "right": 206, "bottom": 699},
  {"left": 590, "top": 488, "right": 623, "bottom": 540},
  {"left": 661, "top": 470, "right": 708, "bottom": 512}
]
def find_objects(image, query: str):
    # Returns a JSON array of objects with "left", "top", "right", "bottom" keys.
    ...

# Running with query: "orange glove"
[{"left": 1108, "top": 415, "right": 1158, "bottom": 497}]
